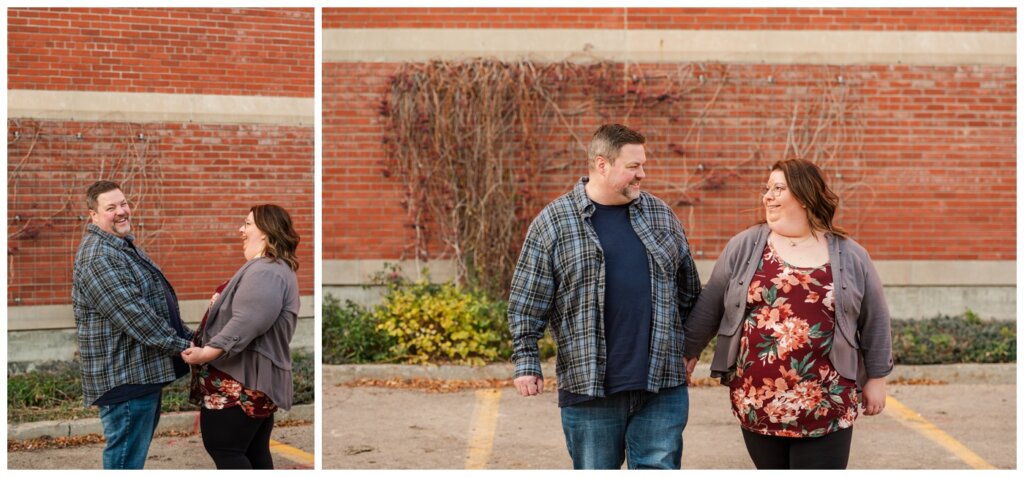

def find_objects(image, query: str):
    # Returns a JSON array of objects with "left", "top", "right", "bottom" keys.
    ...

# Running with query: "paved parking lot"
[
  {"left": 6, "top": 421, "right": 313, "bottom": 470},
  {"left": 323, "top": 370, "right": 1015, "bottom": 469}
]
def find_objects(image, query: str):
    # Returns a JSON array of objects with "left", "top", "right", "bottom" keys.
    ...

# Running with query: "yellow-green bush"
[{"left": 375, "top": 280, "right": 511, "bottom": 365}]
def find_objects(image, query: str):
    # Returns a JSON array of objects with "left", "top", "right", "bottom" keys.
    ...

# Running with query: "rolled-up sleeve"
[{"left": 207, "top": 268, "right": 285, "bottom": 359}]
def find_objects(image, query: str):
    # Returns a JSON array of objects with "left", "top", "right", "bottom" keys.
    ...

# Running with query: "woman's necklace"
[{"left": 774, "top": 231, "right": 813, "bottom": 247}]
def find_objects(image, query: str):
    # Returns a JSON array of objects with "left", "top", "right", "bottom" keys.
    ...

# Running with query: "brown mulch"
[
  {"left": 887, "top": 377, "right": 947, "bottom": 385},
  {"left": 8, "top": 434, "right": 105, "bottom": 452},
  {"left": 339, "top": 377, "right": 524, "bottom": 393},
  {"left": 7, "top": 419, "right": 312, "bottom": 452},
  {"left": 339, "top": 376, "right": 726, "bottom": 393}
]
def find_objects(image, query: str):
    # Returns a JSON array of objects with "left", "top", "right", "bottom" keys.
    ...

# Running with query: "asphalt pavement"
[
  {"left": 6, "top": 405, "right": 314, "bottom": 470},
  {"left": 6, "top": 363, "right": 1016, "bottom": 470},
  {"left": 322, "top": 363, "right": 1016, "bottom": 470}
]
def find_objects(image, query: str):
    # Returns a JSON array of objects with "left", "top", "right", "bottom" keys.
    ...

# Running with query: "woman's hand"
[
  {"left": 181, "top": 346, "right": 224, "bottom": 365},
  {"left": 861, "top": 377, "right": 887, "bottom": 415}
]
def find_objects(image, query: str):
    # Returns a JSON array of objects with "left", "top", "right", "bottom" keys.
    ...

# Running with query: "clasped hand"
[{"left": 181, "top": 345, "right": 221, "bottom": 365}]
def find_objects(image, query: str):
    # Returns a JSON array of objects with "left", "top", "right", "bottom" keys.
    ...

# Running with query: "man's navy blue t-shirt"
[{"left": 559, "top": 201, "right": 652, "bottom": 407}]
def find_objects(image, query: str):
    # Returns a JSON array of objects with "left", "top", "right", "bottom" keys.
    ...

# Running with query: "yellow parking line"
[
  {"left": 269, "top": 439, "right": 315, "bottom": 467},
  {"left": 465, "top": 388, "right": 502, "bottom": 469},
  {"left": 885, "top": 395, "right": 996, "bottom": 469}
]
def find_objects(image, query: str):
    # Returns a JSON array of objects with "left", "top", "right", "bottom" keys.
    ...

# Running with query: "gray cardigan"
[
  {"left": 201, "top": 257, "right": 300, "bottom": 410},
  {"left": 683, "top": 224, "right": 893, "bottom": 388}
]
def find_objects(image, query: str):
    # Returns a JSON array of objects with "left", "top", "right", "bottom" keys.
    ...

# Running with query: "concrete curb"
[
  {"left": 324, "top": 362, "right": 1017, "bottom": 386},
  {"left": 7, "top": 403, "right": 313, "bottom": 441}
]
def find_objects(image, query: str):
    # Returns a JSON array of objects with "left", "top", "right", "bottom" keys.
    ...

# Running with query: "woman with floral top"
[
  {"left": 683, "top": 159, "right": 893, "bottom": 469},
  {"left": 181, "top": 204, "right": 300, "bottom": 469}
]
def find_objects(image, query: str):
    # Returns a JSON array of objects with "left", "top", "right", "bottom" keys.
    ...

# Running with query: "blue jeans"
[
  {"left": 98, "top": 391, "right": 162, "bottom": 469},
  {"left": 560, "top": 385, "right": 689, "bottom": 469}
]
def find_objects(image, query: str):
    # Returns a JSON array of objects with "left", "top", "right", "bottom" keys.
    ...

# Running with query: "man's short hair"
[
  {"left": 85, "top": 181, "right": 122, "bottom": 211},
  {"left": 588, "top": 124, "right": 646, "bottom": 168}
]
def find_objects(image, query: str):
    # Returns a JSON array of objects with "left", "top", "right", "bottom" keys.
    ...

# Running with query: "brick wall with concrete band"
[
  {"left": 7, "top": 8, "right": 315, "bottom": 366},
  {"left": 323, "top": 7, "right": 1016, "bottom": 322}
]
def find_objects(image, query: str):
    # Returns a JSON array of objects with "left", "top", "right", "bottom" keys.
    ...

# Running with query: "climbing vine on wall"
[
  {"left": 7, "top": 119, "right": 166, "bottom": 294},
  {"left": 382, "top": 60, "right": 573, "bottom": 297},
  {"left": 381, "top": 59, "right": 864, "bottom": 299}
]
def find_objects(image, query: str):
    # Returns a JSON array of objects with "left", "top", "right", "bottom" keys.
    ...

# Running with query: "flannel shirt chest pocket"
[{"left": 647, "top": 228, "right": 681, "bottom": 279}]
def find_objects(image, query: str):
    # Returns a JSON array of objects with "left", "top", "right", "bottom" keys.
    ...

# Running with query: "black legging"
[
  {"left": 200, "top": 406, "right": 275, "bottom": 469},
  {"left": 741, "top": 426, "right": 853, "bottom": 469}
]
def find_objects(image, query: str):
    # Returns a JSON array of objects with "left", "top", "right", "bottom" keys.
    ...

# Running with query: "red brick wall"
[
  {"left": 8, "top": 8, "right": 314, "bottom": 96},
  {"left": 324, "top": 8, "right": 1015, "bottom": 32},
  {"left": 7, "top": 120, "right": 314, "bottom": 306},
  {"left": 322, "top": 9, "right": 1016, "bottom": 265},
  {"left": 323, "top": 63, "right": 409, "bottom": 260},
  {"left": 8, "top": 8, "right": 314, "bottom": 307}
]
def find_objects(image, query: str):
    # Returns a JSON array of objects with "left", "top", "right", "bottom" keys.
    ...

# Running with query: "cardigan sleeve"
[
  {"left": 856, "top": 250, "right": 895, "bottom": 379},
  {"left": 683, "top": 238, "right": 735, "bottom": 359},
  {"left": 207, "top": 265, "right": 287, "bottom": 359}
]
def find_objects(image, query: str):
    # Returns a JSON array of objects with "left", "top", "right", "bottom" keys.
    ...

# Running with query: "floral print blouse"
[
  {"left": 189, "top": 281, "right": 278, "bottom": 419},
  {"left": 730, "top": 240, "right": 858, "bottom": 437}
]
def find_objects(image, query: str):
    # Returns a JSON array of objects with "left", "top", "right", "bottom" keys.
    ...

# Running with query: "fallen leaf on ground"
[
  {"left": 345, "top": 445, "right": 374, "bottom": 455},
  {"left": 888, "top": 377, "right": 947, "bottom": 385}
]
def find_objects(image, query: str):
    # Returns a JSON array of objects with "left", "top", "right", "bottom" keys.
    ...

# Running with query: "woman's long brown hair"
[
  {"left": 251, "top": 204, "right": 300, "bottom": 271},
  {"left": 765, "top": 159, "right": 848, "bottom": 239}
]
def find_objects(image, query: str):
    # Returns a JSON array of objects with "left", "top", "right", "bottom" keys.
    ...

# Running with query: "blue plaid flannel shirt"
[
  {"left": 72, "top": 223, "right": 193, "bottom": 405},
  {"left": 508, "top": 177, "right": 702, "bottom": 397}
]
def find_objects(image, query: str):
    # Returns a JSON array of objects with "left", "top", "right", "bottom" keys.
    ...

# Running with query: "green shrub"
[
  {"left": 292, "top": 350, "right": 315, "bottom": 404},
  {"left": 8, "top": 350, "right": 315, "bottom": 424},
  {"left": 6, "top": 361, "right": 92, "bottom": 423},
  {"left": 892, "top": 314, "right": 1016, "bottom": 364},
  {"left": 375, "top": 279, "right": 512, "bottom": 365},
  {"left": 322, "top": 294, "right": 395, "bottom": 364}
]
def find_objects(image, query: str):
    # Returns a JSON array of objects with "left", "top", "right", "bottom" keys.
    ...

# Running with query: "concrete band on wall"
[
  {"left": 6, "top": 296, "right": 316, "bottom": 331},
  {"left": 324, "top": 29, "right": 1016, "bottom": 66},
  {"left": 7, "top": 295, "right": 316, "bottom": 368},
  {"left": 322, "top": 260, "right": 1017, "bottom": 321},
  {"left": 7, "top": 91, "right": 314, "bottom": 125}
]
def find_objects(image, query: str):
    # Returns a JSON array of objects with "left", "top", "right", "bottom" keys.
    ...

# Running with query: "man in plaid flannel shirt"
[
  {"left": 72, "top": 181, "right": 193, "bottom": 469},
  {"left": 508, "top": 124, "right": 701, "bottom": 469}
]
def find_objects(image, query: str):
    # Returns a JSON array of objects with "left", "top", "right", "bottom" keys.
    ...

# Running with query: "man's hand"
[
  {"left": 861, "top": 377, "right": 887, "bottom": 416},
  {"left": 514, "top": 375, "right": 544, "bottom": 397},
  {"left": 685, "top": 356, "right": 698, "bottom": 385}
]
